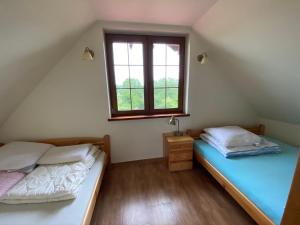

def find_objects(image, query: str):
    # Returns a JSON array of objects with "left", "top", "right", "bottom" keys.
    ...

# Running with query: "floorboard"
[{"left": 91, "top": 159, "right": 257, "bottom": 225}]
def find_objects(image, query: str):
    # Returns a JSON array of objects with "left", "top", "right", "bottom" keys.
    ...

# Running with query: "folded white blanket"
[
  {"left": 200, "top": 133, "right": 281, "bottom": 158},
  {"left": 0, "top": 149, "right": 101, "bottom": 204},
  {"left": 204, "top": 126, "right": 261, "bottom": 147}
]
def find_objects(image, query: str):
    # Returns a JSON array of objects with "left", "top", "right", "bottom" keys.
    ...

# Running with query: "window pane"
[
  {"left": 153, "top": 66, "right": 166, "bottom": 88},
  {"left": 129, "top": 66, "right": 144, "bottom": 88},
  {"left": 117, "top": 89, "right": 131, "bottom": 111},
  {"left": 153, "top": 44, "right": 166, "bottom": 65},
  {"left": 106, "top": 34, "right": 185, "bottom": 116},
  {"left": 154, "top": 88, "right": 166, "bottom": 109},
  {"left": 166, "top": 44, "right": 180, "bottom": 65},
  {"left": 128, "top": 43, "right": 143, "bottom": 65},
  {"left": 166, "top": 66, "right": 179, "bottom": 87},
  {"left": 166, "top": 88, "right": 179, "bottom": 108},
  {"left": 131, "top": 89, "right": 144, "bottom": 110},
  {"left": 114, "top": 66, "right": 130, "bottom": 88},
  {"left": 113, "top": 43, "right": 128, "bottom": 65}
]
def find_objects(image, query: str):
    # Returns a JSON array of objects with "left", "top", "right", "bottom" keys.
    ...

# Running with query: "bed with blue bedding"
[{"left": 194, "top": 136, "right": 299, "bottom": 225}]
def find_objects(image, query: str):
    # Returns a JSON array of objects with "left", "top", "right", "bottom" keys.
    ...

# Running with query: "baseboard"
[{"left": 111, "top": 157, "right": 164, "bottom": 167}]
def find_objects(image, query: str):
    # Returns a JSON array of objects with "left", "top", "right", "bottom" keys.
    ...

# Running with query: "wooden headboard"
[{"left": 186, "top": 124, "right": 265, "bottom": 139}]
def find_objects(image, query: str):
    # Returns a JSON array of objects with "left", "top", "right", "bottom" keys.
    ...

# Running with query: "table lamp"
[{"left": 168, "top": 115, "right": 183, "bottom": 136}]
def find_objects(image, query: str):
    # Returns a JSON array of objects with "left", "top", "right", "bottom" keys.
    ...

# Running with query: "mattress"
[
  {"left": 194, "top": 136, "right": 299, "bottom": 225},
  {"left": 0, "top": 151, "right": 106, "bottom": 225}
]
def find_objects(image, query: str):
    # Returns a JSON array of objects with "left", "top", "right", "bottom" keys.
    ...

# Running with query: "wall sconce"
[
  {"left": 197, "top": 52, "right": 208, "bottom": 64},
  {"left": 82, "top": 47, "right": 94, "bottom": 61}
]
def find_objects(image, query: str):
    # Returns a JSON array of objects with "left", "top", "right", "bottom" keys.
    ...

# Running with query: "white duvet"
[{"left": 0, "top": 150, "right": 100, "bottom": 204}]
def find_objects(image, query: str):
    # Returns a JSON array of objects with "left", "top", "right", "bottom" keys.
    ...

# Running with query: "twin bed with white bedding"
[
  {"left": 0, "top": 136, "right": 110, "bottom": 225},
  {"left": 1, "top": 156, "right": 95, "bottom": 204}
]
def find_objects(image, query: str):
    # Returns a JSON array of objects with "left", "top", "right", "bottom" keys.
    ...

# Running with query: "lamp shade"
[{"left": 168, "top": 116, "right": 176, "bottom": 125}]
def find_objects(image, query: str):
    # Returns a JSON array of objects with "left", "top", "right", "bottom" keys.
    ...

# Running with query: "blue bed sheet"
[{"left": 194, "top": 137, "right": 299, "bottom": 225}]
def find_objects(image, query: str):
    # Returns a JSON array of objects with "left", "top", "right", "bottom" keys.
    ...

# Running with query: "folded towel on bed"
[
  {"left": 200, "top": 133, "right": 281, "bottom": 158},
  {"left": 0, "top": 148, "right": 101, "bottom": 204},
  {"left": 0, "top": 172, "right": 25, "bottom": 197}
]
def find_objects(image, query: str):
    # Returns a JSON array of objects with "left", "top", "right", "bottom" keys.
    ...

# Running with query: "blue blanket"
[{"left": 194, "top": 136, "right": 299, "bottom": 225}]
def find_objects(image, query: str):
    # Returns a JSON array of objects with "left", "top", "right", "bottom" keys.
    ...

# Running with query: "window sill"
[{"left": 108, "top": 113, "right": 190, "bottom": 121}]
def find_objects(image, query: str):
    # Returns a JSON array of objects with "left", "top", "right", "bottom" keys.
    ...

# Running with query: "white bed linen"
[
  {"left": 38, "top": 144, "right": 92, "bottom": 165},
  {"left": 204, "top": 126, "right": 261, "bottom": 147},
  {"left": 0, "top": 142, "right": 53, "bottom": 171},
  {"left": 200, "top": 133, "right": 280, "bottom": 158},
  {"left": 0, "top": 151, "right": 105, "bottom": 225},
  {"left": 0, "top": 149, "right": 101, "bottom": 204}
]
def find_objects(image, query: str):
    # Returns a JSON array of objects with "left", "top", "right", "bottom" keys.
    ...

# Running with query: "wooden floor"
[{"left": 91, "top": 159, "right": 257, "bottom": 225}]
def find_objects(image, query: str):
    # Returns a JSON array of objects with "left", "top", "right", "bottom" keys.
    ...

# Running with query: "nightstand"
[{"left": 163, "top": 134, "right": 194, "bottom": 172}]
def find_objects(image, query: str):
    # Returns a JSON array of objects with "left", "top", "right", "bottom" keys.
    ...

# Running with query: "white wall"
[
  {"left": 259, "top": 118, "right": 300, "bottom": 147},
  {"left": 193, "top": 0, "right": 300, "bottom": 125},
  {"left": 0, "top": 0, "right": 95, "bottom": 127},
  {"left": 0, "top": 21, "right": 257, "bottom": 163}
]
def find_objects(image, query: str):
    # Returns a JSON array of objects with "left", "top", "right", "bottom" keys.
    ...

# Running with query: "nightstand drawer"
[
  {"left": 169, "top": 151, "right": 193, "bottom": 162},
  {"left": 169, "top": 142, "right": 193, "bottom": 151},
  {"left": 169, "top": 161, "right": 192, "bottom": 171},
  {"left": 164, "top": 134, "right": 194, "bottom": 172}
]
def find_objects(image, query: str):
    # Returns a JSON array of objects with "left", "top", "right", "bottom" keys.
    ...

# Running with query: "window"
[{"left": 105, "top": 33, "right": 186, "bottom": 119}]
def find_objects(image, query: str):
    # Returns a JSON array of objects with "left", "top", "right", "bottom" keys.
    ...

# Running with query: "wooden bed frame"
[
  {"left": 186, "top": 125, "right": 299, "bottom": 225},
  {"left": 1, "top": 135, "right": 111, "bottom": 225}
]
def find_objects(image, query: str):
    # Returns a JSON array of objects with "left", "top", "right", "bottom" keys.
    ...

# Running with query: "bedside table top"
[{"left": 167, "top": 135, "right": 193, "bottom": 143}]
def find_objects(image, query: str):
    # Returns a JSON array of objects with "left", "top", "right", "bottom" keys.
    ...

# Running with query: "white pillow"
[
  {"left": 7, "top": 164, "right": 37, "bottom": 173},
  {"left": 83, "top": 145, "right": 102, "bottom": 169},
  {"left": 203, "top": 126, "right": 261, "bottom": 147},
  {"left": 37, "top": 144, "right": 92, "bottom": 165},
  {"left": 0, "top": 142, "right": 53, "bottom": 171}
]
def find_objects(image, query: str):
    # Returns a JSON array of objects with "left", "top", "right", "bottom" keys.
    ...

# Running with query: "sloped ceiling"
[
  {"left": 0, "top": 0, "right": 95, "bottom": 126},
  {"left": 1, "top": 0, "right": 299, "bottom": 128},
  {"left": 193, "top": 0, "right": 300, "bottom": 124},
  {"left": 90, "top": 0, "right": 217, "bottom": 26},
  {"left": 0, "top": 0, "right": 217, "bottom": 127}
]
